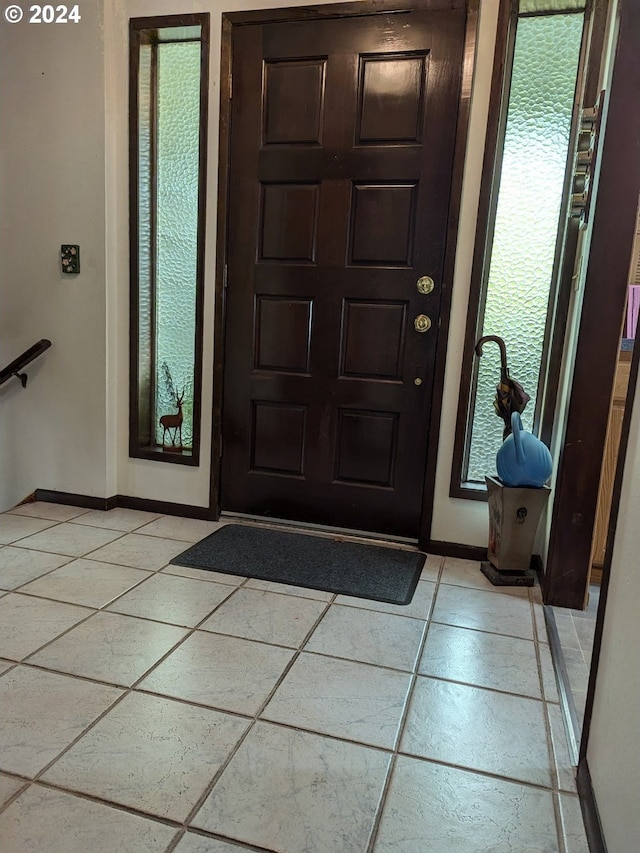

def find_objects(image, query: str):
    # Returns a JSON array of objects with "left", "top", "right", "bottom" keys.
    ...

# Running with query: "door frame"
[
  {"left": 209, "top": 0, "right": 479, "bottom": 550},
  {"left": 543, "top": 0, "right": 640, "bottom": 609},
  {"left": 574, "top": 5, "right": 639, "bottom": 850}
]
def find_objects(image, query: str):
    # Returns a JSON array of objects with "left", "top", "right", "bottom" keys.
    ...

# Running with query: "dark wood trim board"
[
  {"left": 34, "top": 491, "right": 117, "bottom": 512},
  {"left": 577, "top": 758, "right": 607, "bottom": 853},
  {"left": 543, "top": 0, "right": 640, "bottom": 608},
  {"left": 34, "top": 490, "right": 211, "bottom": 520}
]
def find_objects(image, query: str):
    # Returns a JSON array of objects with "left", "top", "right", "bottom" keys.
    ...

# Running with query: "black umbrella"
[{"left": 475, "top": 335, "right": 530, "bottom": 439}]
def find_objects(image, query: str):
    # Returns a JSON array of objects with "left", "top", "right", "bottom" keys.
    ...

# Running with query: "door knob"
[
  {"left": 416, "top": 276, "right": 435, "bottom": 295},
  {"left": 414, "top": 314, "right": 431, "bottom": 333}
]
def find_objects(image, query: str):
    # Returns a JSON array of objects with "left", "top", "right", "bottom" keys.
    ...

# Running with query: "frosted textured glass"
[
  {"left": 138, "top": 45, "right": 153, "bottom": 434},
  {"left": 467, "top": 13, "right": 583, "bottom": 481},
  {"left": 154, "top": 42, "right": 201, "bottom": 448}
]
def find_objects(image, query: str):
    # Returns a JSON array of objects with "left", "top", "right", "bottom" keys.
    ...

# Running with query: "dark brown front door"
[{"left": 221, "top": 6, "right": 466, "bottom": 537}]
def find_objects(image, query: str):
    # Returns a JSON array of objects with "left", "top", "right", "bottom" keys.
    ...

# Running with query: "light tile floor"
[
  {"left": 0, "top": 503, "right": 589, "bottom": 852},
  {"left": 550, "top": 585, "right": 600, "bottom": 733}
]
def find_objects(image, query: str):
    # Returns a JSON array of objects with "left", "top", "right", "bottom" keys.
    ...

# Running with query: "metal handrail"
[{"left": 0, "top": 339, "right": 52, "bottom": 388}]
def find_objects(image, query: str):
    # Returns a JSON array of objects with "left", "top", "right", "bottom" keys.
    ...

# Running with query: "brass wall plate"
[{"left": 417, "top": 275, "right": 435, "bottom": 295}]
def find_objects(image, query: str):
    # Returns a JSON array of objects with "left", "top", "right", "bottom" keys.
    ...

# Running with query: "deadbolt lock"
[
  {"left": 414, "top": 314, "right": 432, "bottom": 333},
  {"left": 417, "top": 275, "right": 435, "bottom": 295}
]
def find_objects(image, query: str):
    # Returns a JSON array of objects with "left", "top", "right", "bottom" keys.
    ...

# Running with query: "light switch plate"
[{"left": 61, "top": 244, "right": 80, "bottom": 274}]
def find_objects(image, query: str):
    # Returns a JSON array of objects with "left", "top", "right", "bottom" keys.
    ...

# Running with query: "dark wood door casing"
[
  {"left": 543, "top": 0, "right": 640, "bottom": 609},
  {"left": 215, "top": 2, "right": 475, "bottom": 539}
]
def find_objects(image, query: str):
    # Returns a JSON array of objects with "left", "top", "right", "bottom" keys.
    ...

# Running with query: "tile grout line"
[
  {"left": 9, "top": 550, "right": 215, "bottom": 669},
  {"left": 8, "top": 504, "right": 92, "bottom": 520},
  {"left": 367, "top": 561, "right": 443, "bottom": 853},
  {"left": 0, "top": 516, "right": 70, "bottom": 548},
  {"left": 7, "top": 565, "right": 426, "bottom": 694},
  {"left": 9, "top": 566, "right": 157, "bottom": 611},
  {"left": 4, "top": 511, "right": 210, "bottom": 573},
  {"left": 3, "top": 553, "right": 255, "bottom": 802},
  {"left": 13, "top": 570, "right": 245, "bottom": 694},
  {"left": 1, "top": 724, "right": 578, "bottom": 821},
  {"left": 14, "top": 605, "right": 105, "bottom": 664},
  {"left": 12, "top": 590, "right": 252, "bottom": 810},
  {"left": 553, "top": 790, "right": 570, "bottom": 853},
  {"left": 0, "top": 776, "right": 30, "bottom": 816},
  {"left": 164, "top": 826, "right": 274, "bottom": 853},
  {"left": 544, "top": 606, "right": 582, "bottom": 760},
  {"left": 14, "top": 561, "right": 437, "bottom": 662},
  {"left": 4, "top": 520, "right": 132, "bottom": 558},
  {"left": 178, "top": 594, "right": 338, "bottom": 831},
  {"left": 0, "top": 554, "right": 76, "bottom": 590},
  {"left": 0, "top": 771, "right": 275, "bottom": 853},
  {"left": 3, "top": 513, "right": 249, "bottom": 632},
  {"left": 7, "top": 649, "right": 577, "bottom": 800},
  {"left": 531, "top": 593, "right": 569, "bottom": 853},
  {"left": 3, "top": 534, "right": 582, "bottom": 846},
  {"left": 3, "top": 775, "right": 185, "bottom": 828},
  {"left": 5, "top": 552, "right": 557, "bottom": 745}
]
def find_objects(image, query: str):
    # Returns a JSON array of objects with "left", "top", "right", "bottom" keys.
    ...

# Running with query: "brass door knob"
[
  {"left": 417, "top": 276, "right": 435, "bottom": 295},
  {"left": 414, "top": 314, "right": 431, "bottom": 333}
]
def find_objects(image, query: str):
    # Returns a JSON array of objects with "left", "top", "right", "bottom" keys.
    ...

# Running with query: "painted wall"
[
  {"left": 0, "top": 2, "right": 108, "bottom": 509},
  {"left": 586, "top": 362, "right": 640, "bottom": 852},
  {"left": 431, "top": 0, "right": 499, "bottom": 545}
]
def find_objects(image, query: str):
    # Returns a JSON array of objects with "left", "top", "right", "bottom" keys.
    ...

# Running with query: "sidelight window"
[
  {"left": 129, "top": 14, "right": 209, "bottom": 464},
  {"left": 451, "top": 0, "right": 586, "bottom": 496}
]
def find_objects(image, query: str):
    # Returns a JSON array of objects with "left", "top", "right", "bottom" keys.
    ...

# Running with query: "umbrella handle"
[
  {"left": 475, "top": 335, "right": 508, "bottom": 375},
  {"left": 512, "top": 412, "right": 525, "bottom": 465}
]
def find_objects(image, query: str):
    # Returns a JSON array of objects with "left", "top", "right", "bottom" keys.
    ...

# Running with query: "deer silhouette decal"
[{"left": 160, "top": 389, "right": 184, "bottom": 450}]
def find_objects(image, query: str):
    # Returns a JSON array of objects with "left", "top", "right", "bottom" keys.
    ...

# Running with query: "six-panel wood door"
[{"left": 221, "top": 7, "right": 466, "bottom": 537}]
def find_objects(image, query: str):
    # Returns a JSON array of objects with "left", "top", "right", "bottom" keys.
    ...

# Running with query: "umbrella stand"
[
  {"left": 474, "top": 335, "right": 541, "bottom": 586},
  {"left": 481, "top": 476, "right": 551, "bottom": 587}
]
